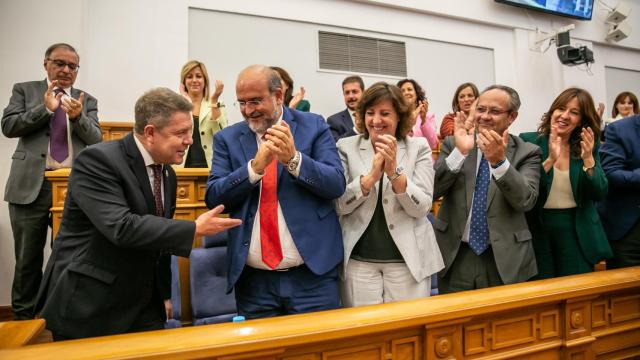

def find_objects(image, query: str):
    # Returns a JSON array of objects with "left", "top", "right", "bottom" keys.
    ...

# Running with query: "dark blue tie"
[{"left": 469, "top": 154, "right": 490, "bottom": 255}]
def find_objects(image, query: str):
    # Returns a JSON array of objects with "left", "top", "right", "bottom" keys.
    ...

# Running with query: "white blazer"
[{"left": 335, "top": 135, "right": 444, "bottom": 282}]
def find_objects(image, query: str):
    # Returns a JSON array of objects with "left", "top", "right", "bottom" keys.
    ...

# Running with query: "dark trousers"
[
  {"left": 235, "top": 265, "right": 340, "bottom": 320},
  {"left": 536, "top": 208, "right": 592, "bottom": 278},
  {"left": 438, "top": 243, "right": 503, "bottom": 294},
  {"left": 9, "top": 180, "right": 52, "bottom": 320},
  {"left": 609, "top": 219, "right": 640, "bottom": 269}
]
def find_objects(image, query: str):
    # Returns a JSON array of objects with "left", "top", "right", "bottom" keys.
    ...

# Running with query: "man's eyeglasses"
[
  {"left": 47, "top": 59, "right": 80, "bottom": 72},
  {"left": 234, "top": 98, "right": 265, "bottom": 108},
  {"left": 475, "top": 106, "right": 509, "bottom": 117}
]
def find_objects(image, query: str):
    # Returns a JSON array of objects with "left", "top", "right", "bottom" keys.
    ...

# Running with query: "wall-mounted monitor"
[{"left": 495, "top": 0, "right": 594, "bottom": 20}]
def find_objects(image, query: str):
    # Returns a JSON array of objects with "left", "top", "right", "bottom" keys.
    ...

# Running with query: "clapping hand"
[
  {"left": 289, "top": 86, "right": 306, "bottom": 109},
  {"left": 477, "top": 128, "right": 509, "bottom": 166},
  {"left": 179, "top": 84, "right": 192, "bottom": 103},
  {"left": 264, "top": 121, "right": 297, "bottom": 165},
  {"left": 211, "top": 80, "right": 224, "bottom": 103},
  {"left": 44, "top": 80, "right": 62, "bottom": 112},
  {"left": 375, "top": 134, "right": 398, "bottom": 177},
  {"left": 580, "top": 126, "right": 595, "bottom": 168},
  {"left": 453, "top": 110, "right": 475, "bottom": 155},
  {"left": 61, "top": 92, "right": 85, "bottom": 120}
]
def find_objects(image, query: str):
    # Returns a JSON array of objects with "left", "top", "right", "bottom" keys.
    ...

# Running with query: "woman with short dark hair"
[{"left": 335, "top": 82, "right": 443, "bottom": 307}]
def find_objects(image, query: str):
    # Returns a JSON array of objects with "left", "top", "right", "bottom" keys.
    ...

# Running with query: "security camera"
[{"left": 555, "top": 30, "right": 594, "bottom": 66}]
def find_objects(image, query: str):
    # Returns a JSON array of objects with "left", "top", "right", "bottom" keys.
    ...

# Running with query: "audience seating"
[{"left": 189, "top": 231, "right": 237, "bottom": 325}]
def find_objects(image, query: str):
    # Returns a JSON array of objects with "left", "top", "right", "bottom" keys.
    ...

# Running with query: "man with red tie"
[
  {"left": 206, "top": 65, "right": 346, "bottom": 319},
  {"left": 1, "top": 43, "right": 102, "bottom": 320}
]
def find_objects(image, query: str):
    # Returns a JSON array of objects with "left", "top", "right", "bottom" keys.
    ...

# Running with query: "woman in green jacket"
[{"left": 520, "top": 88, "right": 612, "bottom": 279}]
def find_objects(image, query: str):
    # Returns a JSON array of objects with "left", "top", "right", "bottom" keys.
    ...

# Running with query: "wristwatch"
[
  {"left": 388, "top": 166, "right": 404, "bottom": 182},
  {"left": 287, "top": 151, "right": 301, "bottom": 172},
  {"left": 210, "top": 102, "right": 223, "bottom": 109},
  {"left": 582, "top": 164, "right": 595, "bottom": 173}
]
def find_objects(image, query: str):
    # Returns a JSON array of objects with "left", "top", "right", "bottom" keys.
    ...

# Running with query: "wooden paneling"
[
  {"left": 1, "top": 267, "right": 639, "bottom": 359},
  {"left": 0, "top": 267, "right": 640, "bottom": 360},
  {"left": 99, "top": 121, "right": 133, "bottom": 141}
]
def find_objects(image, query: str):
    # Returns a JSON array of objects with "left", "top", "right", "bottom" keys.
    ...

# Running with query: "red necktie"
[
  {"left": 260, "top": 159, "right": 282, "bottom": 269},
  {"left": 151, "top": 164, "right": 164, "bottom": 217}
]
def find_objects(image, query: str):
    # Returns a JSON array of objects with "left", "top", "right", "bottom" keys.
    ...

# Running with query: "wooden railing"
[
  {"left": 1, "top": 267, "right": 639, "bottom": 359},
  {"left": 99, "top": 121, "right": 133, "bottom": 141}
]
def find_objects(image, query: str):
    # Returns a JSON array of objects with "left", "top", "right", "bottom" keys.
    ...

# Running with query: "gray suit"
[
  {"left": 1, "top": 79, "right": 101, "bottom": 319},
  {"left": 336, "top": 135, "right": 444, "bottom": 286},
  {"left": 433, "top": 135, "right": 541, "bottom": 289}
]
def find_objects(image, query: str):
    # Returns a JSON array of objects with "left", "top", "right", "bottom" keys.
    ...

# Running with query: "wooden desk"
[
  {"left": 0, "top": 319, "right": 45, "bottom": 348},
  {"left": 2, "top": 267, "right": 639, "bottom": 359},
  {"left": 99, "top": 121, "right": 133, "bottom": 141},
  {"left": 45, "top": 167, "right": 209, "bottom": 324}
]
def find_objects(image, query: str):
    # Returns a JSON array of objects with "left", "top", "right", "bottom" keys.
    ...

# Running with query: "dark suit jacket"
[
  {"left": 520, "top": 132, "right": 612, "bottom": 277},
  {"left": 597, "top": 115, "right": 640, "bottom": 241},
  {"left": 205, "top": 107, "right": 345, "bottom": 292},
  {"left": 35, "top": 133, "right": 195, "bottom": 339},
  {"left": 433, "top": 135, "right": 541, "bottom": 284},
  {"left": 1, "top": 79, "right": 101, "bottom": 204},
  {"left": 327, "top": 109, "right": 356, "bottom": 142}
]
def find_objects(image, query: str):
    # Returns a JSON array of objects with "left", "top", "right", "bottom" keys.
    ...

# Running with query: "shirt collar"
[
  {"left": 46, "top": 78, "right": 72, "bottom": 95},
  {"left": 133, "top": 134, "right": 159, "bottom": 168}
]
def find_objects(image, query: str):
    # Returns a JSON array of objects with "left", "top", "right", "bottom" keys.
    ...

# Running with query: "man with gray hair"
[
  {"left": 206, "top": 65, "right": 345, "bottom": 319},
  {"left": 35, "top": 88, "right": 241, "bottom": 340},
  {"left": 2, "top": 43, "right": 101, "bottom": 320},
  {"left": 433, "top": 85, "right": 541, "bottom": 293}
]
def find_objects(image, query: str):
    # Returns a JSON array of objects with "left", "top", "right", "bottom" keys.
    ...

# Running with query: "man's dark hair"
[{"left": 342, "top": 75, "right": 364, "bottom": 91}]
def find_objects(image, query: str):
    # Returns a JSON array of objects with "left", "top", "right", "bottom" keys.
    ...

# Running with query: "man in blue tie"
[
  {"left": 1, "top": 43, "right": 102, "bottom": 319},
  {"left": 433, "top": 85, "right": 541, "bottom": 293}
]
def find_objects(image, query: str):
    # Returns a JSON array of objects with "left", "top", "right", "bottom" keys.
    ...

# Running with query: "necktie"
[
  {"left": 50, "top": 89, "right": 69, "bottom": 162},
  {"left": 150, "top": 164, "right": 164, "bottom": 217},
  {"left": 260, "top": 159, "right": 282, "bottom": 269},
  {"left": 469, "top": 155, "right": 490, "bottom": 255}
]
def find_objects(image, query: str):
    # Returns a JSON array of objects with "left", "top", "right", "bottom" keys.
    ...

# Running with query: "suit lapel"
[
  {"left": 569, "top": 155, "right": 580, "bottom": 202},
  {"left": 239, "top": 123, "right": 258, "bottom": 165},
  {"left": 278, "top": 108, "right": 297, "bottom": 186},
  {"left": 199, "top": 98, "right": 211, "bottom": 127},
  {"left": 343, "top": 109, "right": 354, "bottom": 129},
  {"left": 122, "top": 134, "right": 155, "bottom": 214},
  {"left": 464, "top": 146, "right": 478, "bottom": 212},
  {"left": 359, "top": 138, "right": 375, "bottom": 185},
  {"left": 162, "top": 165, "right": 174, "bottom": 218}
]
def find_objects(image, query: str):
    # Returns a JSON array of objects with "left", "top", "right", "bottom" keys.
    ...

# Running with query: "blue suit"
[
  {"left": 327, "top": 109, "right": 356, "bottom": 142},
  {"left": 205, "top": 107, "right": 345, "bottom": 317},
  {"left": 598, "top": 115, "right": 640, "bottom": 243}
]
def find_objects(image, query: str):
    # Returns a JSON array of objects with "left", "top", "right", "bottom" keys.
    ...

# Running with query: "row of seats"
[{"left": 167, "top": 229, "right": 438, "bottom": 328}]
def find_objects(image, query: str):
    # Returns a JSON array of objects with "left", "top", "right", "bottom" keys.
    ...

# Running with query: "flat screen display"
[{"left": 495, "top": 0, "right": 594, "bottom": 20}]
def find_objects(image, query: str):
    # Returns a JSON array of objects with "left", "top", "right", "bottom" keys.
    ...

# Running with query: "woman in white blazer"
[
  {"left": 335, "top": 82, "right": 444, "bottom": 307},
  {"left": 178, "top": 60, "right": 228, "bottom": 168}
]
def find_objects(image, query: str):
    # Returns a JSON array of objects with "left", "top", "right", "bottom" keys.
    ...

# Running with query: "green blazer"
[{"left": 519, "top": 132, "right": 612, "bottom": 273}]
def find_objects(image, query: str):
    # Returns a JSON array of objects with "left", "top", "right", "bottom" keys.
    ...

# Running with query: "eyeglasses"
[
  {"left": 475, "top": 106, "right": 509, "bottom": 117},
  {"left": 234, "top": 98, "right": 265, "bottom": 108},
  {"left": 47, "top": 59, "right": 80, "bottom": 72}
]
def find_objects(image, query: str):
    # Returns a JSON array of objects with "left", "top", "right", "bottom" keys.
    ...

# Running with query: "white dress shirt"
[
  {"left": 133, "top": 135, "right": 164, "bottom": 203},
  {"left": 245, "top": 109, "right": 304, "bottom": 270},
  {"left": 445, "top": 145, "right": 510, "bottom": 243}
]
